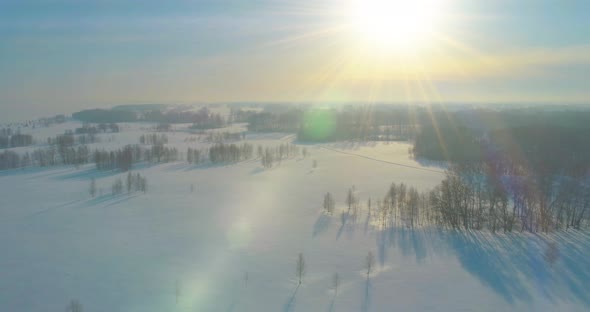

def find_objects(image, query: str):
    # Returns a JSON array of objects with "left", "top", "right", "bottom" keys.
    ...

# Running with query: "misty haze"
[{"left": 1, "top": 1, "right": 590, "bottom": 311}]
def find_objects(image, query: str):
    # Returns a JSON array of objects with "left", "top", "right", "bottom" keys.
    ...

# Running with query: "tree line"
[
  {"left": 0, "top": 133, "right": 33, "bottom": 148},
  {"left": 73, "top": 107, "right": 226, "bottom": 129},
  {"left": 0, "top": 140, "right": 306, "bottom": 172},
  {"left": 323, "top": 165, "right": 589, "bottom": 233}
]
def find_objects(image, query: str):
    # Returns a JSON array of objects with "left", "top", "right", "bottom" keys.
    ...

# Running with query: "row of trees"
[
  {"left": 0, "top": 133, "right": 33, "bottom": 148},
  {"left": 186, "top": 148, "right": 203, "bottom": 165},
  {"left": 0, "top": 141, "right": 304, "bottom": 172},
  {"left": 323, "top": 166, "right": 589, "bottom": 233},
  {"left": 260, "top": 144, "right": 302, "bottom": 169},
  {"left": 94, "top": 144, "right": 180, "bottom": 171},
  {"left": 429, "top": 164, "right": 590, "bottom": 232},
  {"left": 72, "top": 107, "right": 227, "bottom": 128},
  {"left": 242, "top": 107, "right": 418, "bottom": 142},
  {"left": 139, "top": 134, "right": 168, "bottom": 145},
  {"left": 0, "top": 145, "right": 92, "bottom": 169},
  {"left": 107, "top": 174, "right": 148, "bottom": 196},
  {"left": 209, "top": 143, "right": 254, "bottom": 164},
  {"left": 204, "top": 131, "right": 244, "bottom": 143},
  {"left": 74, "top": 123, "right": 119, "bottom": 134}
]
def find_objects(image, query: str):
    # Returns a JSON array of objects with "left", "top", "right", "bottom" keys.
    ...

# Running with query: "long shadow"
[
  {"left": 101, "top": 194, "right": 141, "bottom": 208},
  {"left": 363, "top": 211, "right": 373, "bottom": 236},
  {"left": 250, "top": 167, "right": 265, "bottom": 175},
  {"left": 0, "top": 166, "right": 65, "bottom": 178},
  {"left": 376, "top": 230, "right": 388, "bottom": 267},
  {"left": 313, "top": 214, "right": 332, "bottom": 238},
  {"left": 283, "top": 284, "right": 300, "bottom": 312},
  {"left": 443, "top": 230, "right": 531, "bottom": 303},
  {"left": 413, "top": 157, "right": 449, "bottom": 170},
  {"left": 372, "top": 227, "right": 590, "bottom": 306},
  {"left": 327, "top": 296, "right": 336, "bottom": 312},
  {"left": 336, "top": 212, "right": 349, "bottom": 240},
  {"left": 361, "top": 279, "right": 371, "bottom": 312},
  {"left": 53, "top": 167, "right": 121, "bottom": 180},
  {"left": 226, "top": 284, "right": 241, "bottom": 312},
  {"left": 24, "top": 199, "right": 85, "bottom": 219}
]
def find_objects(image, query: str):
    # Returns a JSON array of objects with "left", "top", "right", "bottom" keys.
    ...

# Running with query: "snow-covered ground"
[{"left": 1, "top": 122, "right": 589, "bottom": 311}]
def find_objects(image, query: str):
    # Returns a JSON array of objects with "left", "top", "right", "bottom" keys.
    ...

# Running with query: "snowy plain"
[{"left": 0, "top": 121, "right": 589, "bottom": 312}]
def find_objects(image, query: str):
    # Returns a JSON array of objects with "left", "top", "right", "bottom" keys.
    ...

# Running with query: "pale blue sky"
[{"left": 1, "top": 0, "right": 589, "bottom": 121}]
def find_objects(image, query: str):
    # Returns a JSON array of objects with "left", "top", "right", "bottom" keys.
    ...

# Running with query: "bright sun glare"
[{"left": 348, "top": 0, "right": 446, "bottom": 52}]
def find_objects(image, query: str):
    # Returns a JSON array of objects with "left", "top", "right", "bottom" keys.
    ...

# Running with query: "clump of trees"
[
  {"left": 260, "top": 144, "right": 301, "bottom": 169},
  {"left": 0, "top": 132, "right": 33, "bottom": 148},
  {"left": 0, "top": 150, "right": 21, "bottom": 170},
  {"left": 247, "top": 110, "right": 302, "bottom": 133},
  {"left": 75, "top": 123, "right": 119, "bottom": 134},
  {"left": 209, "top": 143, "right": 254, "bottom": 164},
  {"left": 111, "top": 178, "right": 124, "bottom": 195},
  {"left": 186, "top": 148, "right": 203, "bottom": 165},
  {"left": 126, "top": 172, "right": 147, "bottom": 193},
  {"left": 110, "top": 172, "right": 147, "bottom": 195},
  {"left": 94, "top": 144, "right": 179, "bottom": 171},
  {"left": 139, "top": 134, "right": 168, "bottom": 145},
  {"left": 94, "top": 145, "right": 139, "bottom": 171}
]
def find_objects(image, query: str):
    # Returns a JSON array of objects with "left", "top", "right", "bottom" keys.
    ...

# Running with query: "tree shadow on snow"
[
  {"left": 313, "top": 214, "right": 332, "bottom": 238},
  {"left": 361, "top": 279, "right": 371, "bottom": 312},
  {"left": 326, "top": 295, "right": 336, "bottom": 312},
  {"left": 24, "top": 198, "right": 85, "bottom": 219},
  {"left": 336, "top": 212, "right": 350, "bottom": 241},
  {"left": 375, "top": 227, "right": 590, "bottom": 306},
  {"left": 53, "top": 167, "right": 121, "bottom": 180},
  {"left": 283, "top": 284, "right": 299, "bottom": 312},
  {"left": 250, "top": 167, "right": 265, "bottom": 175}
]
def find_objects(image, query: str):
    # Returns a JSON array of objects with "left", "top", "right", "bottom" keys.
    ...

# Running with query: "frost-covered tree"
[
  {"left": 89, "top": 178, "right": 96, "bottom": 198},
  {"left": 296, "top": 253, "right": 305, "bottom": 285}
]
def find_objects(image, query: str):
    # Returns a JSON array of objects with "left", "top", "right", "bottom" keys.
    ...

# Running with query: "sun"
[{"left": 347, "top": 0, "right": 446, "bottom": 53}]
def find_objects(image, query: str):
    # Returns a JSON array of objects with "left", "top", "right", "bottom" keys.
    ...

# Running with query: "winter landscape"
[
  {"left": 1, "top": 104, "right": 589, "bottom": 312},
  {"left": 2, "top": 0, "right": 590, "bottom": 311}
]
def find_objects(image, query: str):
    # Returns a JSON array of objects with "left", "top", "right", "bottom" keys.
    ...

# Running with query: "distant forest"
[{"left": 73, "top": 107, "right": 226, "bottom": 129}]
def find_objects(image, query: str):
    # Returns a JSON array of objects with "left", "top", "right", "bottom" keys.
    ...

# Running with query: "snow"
[{"left": 0, "top": 122, "right": 589, "bottom": 311}]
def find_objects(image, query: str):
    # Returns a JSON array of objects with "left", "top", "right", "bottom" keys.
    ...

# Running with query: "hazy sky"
[{"left": 1, "top": 0, "right": 590, "bottom": 121}]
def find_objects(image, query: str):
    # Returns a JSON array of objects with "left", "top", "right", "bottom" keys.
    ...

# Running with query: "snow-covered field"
[{"left": 1, "top": 122, "right": 589, "bottom": 311}]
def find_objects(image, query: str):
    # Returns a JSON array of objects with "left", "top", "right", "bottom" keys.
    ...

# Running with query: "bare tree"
[
  {"left": 323, "top": 192, "right": 335, "bottom": 214},
  {"left": 296, "top": 253, "right": 306, "bottom": 285},
  {"left": 366, "top": 251, "right": 375, "bottom": 278},
  {"left": 65, "top": 299, "right": 83, "bottom": 312},
  {"left": 332, "top": 272, "right": 340, "bottom": 295},
  {"left": 89, "top": 178, "right": 96, "bottom": 198},
  {"left": 346, "top": 187, "right": 355, "bottom": 213}
]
